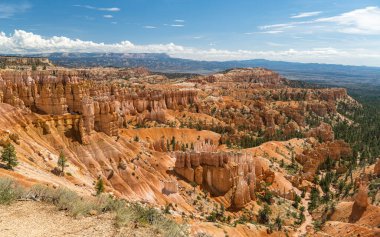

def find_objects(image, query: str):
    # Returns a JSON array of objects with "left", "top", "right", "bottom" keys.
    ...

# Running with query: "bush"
[
  {"left": 28, "top": 185, "right": 99, "bottom": 217},
  {"left": 115, "top": 202, "right": 187, "bottom": 236},
  {"left": 313, "top": 220, "right": 323, "bottom": 231},
  {"left": 57, "top": 151, "right": 67, "bottom": 175},
  {"left": 0, "top": 179, "right": 24, "bottom": 205},
  {"left": 258, "top": 204, "right": 271, "bottom": 224},
  {"left": 95, "top": 178, "right": 105, "bottom": 195},
  {"left": 0, "top": 178, "right": 188, "bottom": 236},
  {"left": 274, "top": 216, "right": 282, "bottom": 230},
  {"left": 259, "top": 188, "right": 273, "bottom": 204}
]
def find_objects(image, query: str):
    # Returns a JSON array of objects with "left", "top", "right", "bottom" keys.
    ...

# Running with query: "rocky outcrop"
[
  {"left": 349, "top": 184, "right": 369, "bottom": 223},
  {"left": 212, "top": 68, "right": 285, "bottom": 85},
  {"left": 296, "top": 140, "right": 352, "bottom": 180},
  {"left": 306, "top": 122, "right": 334, "bottom": 142},
  {"left": 162, "top": 180, "right": 178, "bottom": 195},
  {"left": 174, "top": 151, "right": 257, "bottom": 208}
]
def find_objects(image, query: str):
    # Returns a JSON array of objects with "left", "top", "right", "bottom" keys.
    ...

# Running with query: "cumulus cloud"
[
  {"left": 1, "top": 30, "right": 380, "bottom": 66},
  {"left": 291, "top": 11, "right": 322, "bottom": 19},
  {"left": 103, "top": 15, "right": 113, "bottom": 18},
  {"left": 73, "top": 5, "right": 121, "bottom": 12},
  {"left": 144, "top": 26, "right": 157, "bottom": 29},
  {"left": 0, "top": 30, "right": 185, "bottom": 54},
  {"left": 170, "top": 24, "right": 185, "bottom": 27},
  {"left": 0, "top": 3, "right": 31, "bottom": 19}
]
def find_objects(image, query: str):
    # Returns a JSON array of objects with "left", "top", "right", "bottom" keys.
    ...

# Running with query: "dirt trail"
[
  {"left": 0, "top": 201, "right": 116, "bottom": 237},
  {"left": 296, "top": 193, "right": 313, "bottom": 236}
]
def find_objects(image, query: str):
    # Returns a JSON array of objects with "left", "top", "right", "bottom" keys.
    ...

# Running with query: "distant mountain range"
[{"left": 4, "top": 52, "right": 380, "bottom": 95}]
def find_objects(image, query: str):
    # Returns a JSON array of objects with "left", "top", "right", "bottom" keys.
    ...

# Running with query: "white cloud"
[
  {"left": 0, "top": 3, "right": 31, "bottom": 19},
  {"left": 1, "top": 30, "right": 380, "bottom": 66},
  {"left": 291, "top": 11, "right": 322, "bottom": 19},
  {"left": 103, "top": 15, "right": 113, "bottom": 19},
  {"left": 266, "top": 42, "right": 285, "bottom": 47},
  {"left": 171, "top": 24, "right": 184, "bottom": 27},
  {"left": 174, "top": 19, "right": 185, "bottom": 23},
  {"left": 259, "top": 22, "right": 308, "bottom": 31},
  {"left": 73, "top": 5, "right": 120, "bottom": 12},
  {"left": 260, "top": 30, "right": 283, "bottom": 34},
  {"left": 98, "top": 7, "right": 120, "bottom": 12},
  {"left": 316, "top": 6, "right": 380, "bottom": 35},
  {"left": 144, "top": 26, "right": 157, "bottom": 29},
  {"left": 259, "top": 6, "right": 380, "bottom": 35}
]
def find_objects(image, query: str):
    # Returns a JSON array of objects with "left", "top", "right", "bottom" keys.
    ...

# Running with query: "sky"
[{"left": 1, "top": 0, "right": 380, "bottom": 66}]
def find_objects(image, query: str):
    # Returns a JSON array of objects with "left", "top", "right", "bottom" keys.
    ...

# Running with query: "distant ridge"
[
  {"left": 2, "top": 53, "right": 380, "bottom": 90},
  {"left": 0, "top": 55, "right": 52, "bottom": 69}
]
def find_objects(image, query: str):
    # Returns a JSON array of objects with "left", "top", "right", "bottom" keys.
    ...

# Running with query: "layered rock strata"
[{"left": 0, "top": 69, "right": 197, "bottom": 142}]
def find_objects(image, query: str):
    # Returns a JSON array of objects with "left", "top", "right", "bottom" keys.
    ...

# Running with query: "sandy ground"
[{"left": 0, "top": 201, "right": 117, "bottom": 237}]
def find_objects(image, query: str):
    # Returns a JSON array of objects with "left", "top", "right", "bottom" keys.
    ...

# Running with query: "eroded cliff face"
[
  {"left": 0, "top": 66, "right": 365, "bottom": 236},
  {"left": 188, "top": 69, "right": 352, "bottom": 146},
  {"left": 0, "top": 69, "right": 197, "bottom": 143},
  {"left": 174, "top": 151, "right": 257, "bottom": 208}
]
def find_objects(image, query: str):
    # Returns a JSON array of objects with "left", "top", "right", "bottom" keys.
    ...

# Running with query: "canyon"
[{"left": 0, "top": 62, "right": 379, "bottom": 237}]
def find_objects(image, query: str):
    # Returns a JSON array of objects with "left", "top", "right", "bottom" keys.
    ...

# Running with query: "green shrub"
[
  {"left": 258, "top": 204, "right": 271, "bottom": 224},
  {"left": 0, "top": 178, "right": 24, "bottom": 204},
  {"left": 95, "top": 178, "right": 105, "bottom": 195},
  {"left": 115, "top": 202, "right": 187, "bottom": 236},
  {"left": 0, "top": 178, "right": 188, "bottom": 236}
]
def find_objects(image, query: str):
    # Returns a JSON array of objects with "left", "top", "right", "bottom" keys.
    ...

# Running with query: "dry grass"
[
  {"left": 0, "top": 178, "right": 25, "bottom": 205},
  {"left": 0, "top": 178, "right": 188, "bottom": 237}
]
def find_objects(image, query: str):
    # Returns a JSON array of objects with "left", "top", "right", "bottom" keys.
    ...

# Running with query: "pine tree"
[
  {"left": 258, "top": 204, "right": 271, "bottom": 224},
  {"left": 57, "top": 151, "right": 67, "bottom": 175},
  {"left": 95, "top": 178, "right": 105, "bottom": 195},
  {"left": 166, "top": 140, "right": 170, "bottom": 152},
  {"left": 308, "top": 187, "right": 320, "bottom": 211},
  {"left": 1, "top": 144, "right": 18, "bottom": 170},
  {"left": 275, "top": 216, "right": 282, "bottom": 230},
  {"left": 171, "top": 136, "right": 176, "bottom": 151}
]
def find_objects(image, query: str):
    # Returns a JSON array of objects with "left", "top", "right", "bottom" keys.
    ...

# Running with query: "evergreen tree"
[
  {"left": 95, "top": 178, "right": 105, "bottom": 195},
  {"left": 166, "top": 139, "right": 170, "bottom": 151},
  {"left": 171, "top": 136, "right": 176, "bottom": 151},
  {"left": 258, "top": 204, "right": 271, "bottom": 224},
  {"left": 1, "top": 144, "right": 18, "bottom": 170},
  {"left": 57, "top": 151, "right": 67, "bottom": 175},
  {"left": 274, "top": 216, "right": 282, "bottom": 230},
  {"left": 308, "top": 187, "right": 320, "bottom": 211}
]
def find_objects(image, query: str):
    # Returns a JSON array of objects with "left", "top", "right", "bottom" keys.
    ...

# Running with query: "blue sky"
[{"left": 1, "top": 0, "right": 380, "bottom": 66}]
